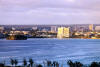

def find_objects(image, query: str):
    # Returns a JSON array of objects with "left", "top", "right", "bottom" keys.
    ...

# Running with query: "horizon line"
[{"left": 0, "top": 24, "right": 100, "bottom": 25}]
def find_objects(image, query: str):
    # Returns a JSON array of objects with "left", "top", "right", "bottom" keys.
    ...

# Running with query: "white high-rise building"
[{"left": 57, "top": 27, "right": 70, "bottom": 38}]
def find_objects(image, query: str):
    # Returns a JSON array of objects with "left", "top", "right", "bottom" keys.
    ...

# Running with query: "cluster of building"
[
  {"left": 57, "top": 24, "right": 100, "bottom": 39},
  {"left": 0, "top": 24, "right": 100, "bottom": 39}
]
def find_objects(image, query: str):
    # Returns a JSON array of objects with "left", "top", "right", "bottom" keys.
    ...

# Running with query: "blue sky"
[{"left": 0, "top": 0, "right": 100, "bottom": 24}]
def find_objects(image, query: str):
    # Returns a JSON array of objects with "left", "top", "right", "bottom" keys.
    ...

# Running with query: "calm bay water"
[{"left": 0, "top": 38, "right": 100, "bottom": 65}]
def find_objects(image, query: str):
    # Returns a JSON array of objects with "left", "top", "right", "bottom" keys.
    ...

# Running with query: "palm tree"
[
  {"left": 67, "top": 60, "right": 83, "bottom": 67},
  {"left": 14, "top": 59, "right": 18, "bottom": 67},
  {"left": 74, "top": 61, "right": 83, "bottom": 67},
  {"left": 29, "top": 58, "right": 34, "bottom": 67},
  {"left": 10, "top": 59, "right": 14, "bottom": 67},
  {"left": 23, "top": 58, "right": 27, "bottom": 67},
  {"left": 90, "top": 62, "right": 100, "bottom": 67},
  {"left": 3, "top": 60, "right": 5, "bottom": 66},
  {"left": 67, "top": 60, "right": 74, "bottom": 67},
  {"left": 27, "top": 64, "right": 30, "bottom": 67},
  {"left": 37, "top": 64, "right": 43, "bottom": 67},
  {"left": 47, "top": 60, "right": 51, "bottom": 67},
  {"left": 43, "top": 61, "right": 46, "bottom": 67}
]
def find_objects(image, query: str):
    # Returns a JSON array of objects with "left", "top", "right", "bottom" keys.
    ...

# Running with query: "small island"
[{"left": 6, "top": 35, "right": 27, "bottom": 40}]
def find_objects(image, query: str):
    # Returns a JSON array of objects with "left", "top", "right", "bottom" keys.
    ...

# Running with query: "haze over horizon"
[{"left": 0, "top": 0, "right": 100, "bottom": 25}]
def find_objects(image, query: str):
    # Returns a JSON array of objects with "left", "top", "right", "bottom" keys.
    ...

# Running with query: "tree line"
[{"left": 0, "top": 58, "right": 100, "bottom": 67}]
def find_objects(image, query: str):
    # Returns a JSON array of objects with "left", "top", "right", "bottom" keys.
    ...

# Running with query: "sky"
[{"left": 0, "top": 0, "right": 100, "bottom": 25}]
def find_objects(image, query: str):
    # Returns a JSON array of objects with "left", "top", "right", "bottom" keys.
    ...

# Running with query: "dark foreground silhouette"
[{"left": 0, "top": 59, "right": 100, "bottom": 67}]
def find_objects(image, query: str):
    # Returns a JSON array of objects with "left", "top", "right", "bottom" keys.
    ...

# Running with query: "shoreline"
[{"left": 1, "top": 38, "right": 100, "bottom": 40}]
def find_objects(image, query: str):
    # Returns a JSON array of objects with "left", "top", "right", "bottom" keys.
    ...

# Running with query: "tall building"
[
  {"left": 89, "top": 24, "right": 93, "bottom": 31},
  {"left": 0, "top": 27, "right": 4, "bottom": 30},
  {"left": 51, "top": 26, "right": 57, "bottom": 33},
  {"left": 95, "top": 26, "right": 100, "bottom": 32},
  {"left": 57, "top": 27, "right": 70, "bottom": 38},
  {"left": 0, "top": 27, "right": 4, "bottom": 33}
]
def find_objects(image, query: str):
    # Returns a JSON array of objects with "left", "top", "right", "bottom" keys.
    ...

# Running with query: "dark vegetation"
[
  {"left": 0, "top": 59, "right": 100, "bottom": 67},
  {"left": 6, "top": 35, "right": 27, "bottom": 40}
]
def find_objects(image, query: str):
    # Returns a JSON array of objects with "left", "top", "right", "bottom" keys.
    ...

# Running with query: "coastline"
[{"left": 1, "top": 37, "right": 100, "bottom": 40}]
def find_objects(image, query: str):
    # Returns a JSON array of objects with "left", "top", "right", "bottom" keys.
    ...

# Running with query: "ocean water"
[{"left": 0, "top": 38, "right": 100, "bottom": 66}]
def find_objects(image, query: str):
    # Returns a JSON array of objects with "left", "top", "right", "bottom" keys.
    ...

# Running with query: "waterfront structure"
[
  {"left": 89, "top": 24, "right": 94, "bottom": 31},
  {"left": 42, "top": 28, "right": 48, "bottom": 32},
  {"left": 12, "top": 27, "right": 16, "bottom": 30},
  {"left": 0, "top": 27, "right": 4, "bottom": 30},
  {"left": 0, "top": 27, "right": 4, "bottom": 33},
  {"left": 95, "top": 26, "right": 100, "bottom": 32},
  {"left": 1, "top": 24, "right": 100, "bottom": 39},
  {"left": 51, "top": 26, "right": 57, "bottom": 33},
  {"left": 10, "top": 31, "right": 29, "bottom": 35},
  {"left": 57, "top": 27, "right": 70, "bottom": 38},
  {"left": 32, "top": 27, "right": 38, "bottom": 30}
]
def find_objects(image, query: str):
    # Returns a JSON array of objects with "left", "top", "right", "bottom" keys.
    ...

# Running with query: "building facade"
[
  {"left": 51, "top": 26, "right": 57, "bottom": 33},
  {"left": 95, "top": 26, "right": 100, "bottom": 32},
  {"left": 57, "top": 27, "right": 70, "bottom": 38},
  {"left": 89, "top": 24, "right": 94, "bottom": 31}
]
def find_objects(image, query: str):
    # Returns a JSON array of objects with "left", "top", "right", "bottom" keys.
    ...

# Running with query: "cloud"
[{"left": 0, "top": 0, "right": 100, "bottom": 24}]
